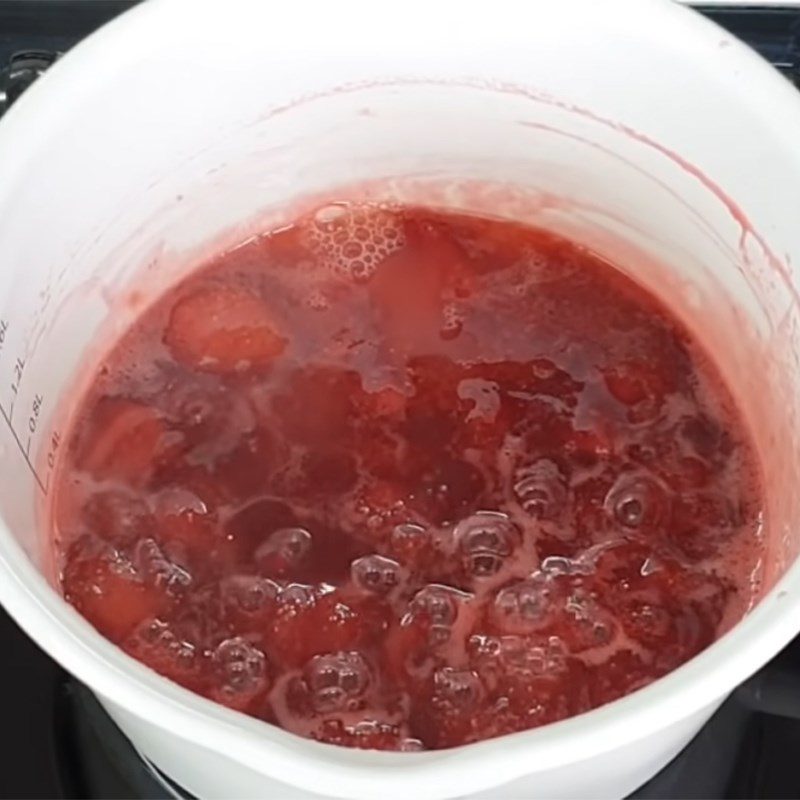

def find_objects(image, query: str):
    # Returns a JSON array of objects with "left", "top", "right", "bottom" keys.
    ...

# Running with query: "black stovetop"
[{"left": 1, "top": 3, "right": 800, "bottom": 798}]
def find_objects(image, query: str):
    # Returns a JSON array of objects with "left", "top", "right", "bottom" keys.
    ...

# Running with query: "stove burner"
[
  {"left": 56, "top": 682, "right": 193, "bottom": 799},
  {"left": 0, "top": 50, "right": 60, "bottom": 119}
]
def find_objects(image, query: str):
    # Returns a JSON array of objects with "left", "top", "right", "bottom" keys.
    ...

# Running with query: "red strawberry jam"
[{"left": 52, "top": 202, "right": 764, "bottom": 751}]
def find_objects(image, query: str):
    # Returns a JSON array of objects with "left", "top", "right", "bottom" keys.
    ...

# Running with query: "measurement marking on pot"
[
  {"left": 8, "top": 355, "right": 25, "bottom": 418},
  {"left": 0, "top": 397, "right": 48, "bottom": 494},
  {"left": 29, "top": 393, "right": 42, "bottom": 435}
]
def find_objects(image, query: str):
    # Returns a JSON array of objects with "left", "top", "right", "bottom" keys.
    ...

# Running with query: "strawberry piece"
[
  {"left": 205, "top": 636, "right": 270, "bottom": 713},
  {"left": 266, "top": 588, "right": 388, "bottom": 667},
  {"left": 411, "top": 655, "right": 589, "bottom": 748},
  {"left": 152, "top": 485, "right": 235, "bottom": 573},
  {"left": 75, "top": 397, "right": 178, "bottom": 485},
  {"left": 592, "top": 543, "right": 726, "bottom": 666},
  {"left": 217, "top": 574, "right": 281, "bottom": 631},
  {"left": 488, "top": 574, "right": 604, "bottom": 649},
  {"left": 164, "top": 285, "right": 285, "bottom": 373},
  {"left": 498, "top": 663, "right": 589, "bottom": 728},
  {"left": 63, "top": 542, "right": 168, "bottom": 641},
  {"left": 124, "top": 617, "right": 207, "bottom": 692},
  {"left": 615, "top": 592, "right": 717, "bottom": 671},
  {"left": 409, "top": 669, "right": 485, "bottom": 748}
]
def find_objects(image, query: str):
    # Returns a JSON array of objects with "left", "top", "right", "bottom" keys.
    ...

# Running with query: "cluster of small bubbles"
[
  {"left": 321, "top": 719, "right": 422, "bottom": 751},
  {"left": 466, "top": 633, "right": 502, "bottom": 661},
  {"left": 409, "top": 584, "right": 460, "bottom": 626},
  {"left": 304, "top": 202, "right": 406, "bottom": 283},
  {"left": 568, "top": 583, "right": 624, "bottom": 651},
  {"left": 353, "top": 485, "right": 408, "bottom": 530},
  {"left": 279, "top": 582, "right": 319, "bottom": 609},
  {"left": 305, "top": 288, "right": 330, "bottom": 311},
  {"left": 255, "top": 527, "right": 313, "bottom": 566},
  {"left": 313, "top": 204, "right": 349, "bottom": 226},
  {"left": 626, "top": 601, "right": 672, "bottom": 642},
  {"left": 507, "top": 636, "right": 546, "bottom": 672},
  {"left": 304, "top": 650, "right": 371, "bottom": 712},
  {"left": 432, "top": 667, "right": 484, "bottom": 711},
  {"left": 439, "top": 301, "right": 464, "bottom": 341},
  {"left": 513, "top": 459, "right": 566, "bottom": 520},
  {"left": 351, "top": 554, "right": 402, "bottom": 594},
  {"left": 455, "top": 511, "right": 519, "bottom": 578},
  {"left": 470, "top": 634, "right": 553, "bottom": 675},
  {"left": 220, "top": 574, "right": 280, "bottom": 613},
  {"left": 409, "top": 584, "right": 469, "bottom": 646},
  {"left": 604, "top": 472, "right": 669, "bottom": 530},
  {"left": 137, "top": 618, "right": 196, "bottom": 667},
  {"left": 543, "top": 635, "right": 568, "bottom": 671},
  {"left": 104, "top": 546, "right": 138, "bottom": 581},
  {"left": 213, "top": 636, "right": 268, "bottom": 696},
  {"left": 132, "top": 538, "right": 192, "bottom": 593},
  {"left": 492, "top": 577, "right": 551, "bottom": 633}
]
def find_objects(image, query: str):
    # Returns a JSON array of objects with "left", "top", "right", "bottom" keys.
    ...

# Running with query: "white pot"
[{"left": 1, "top": 1, "right": 800, "bottom": 798}]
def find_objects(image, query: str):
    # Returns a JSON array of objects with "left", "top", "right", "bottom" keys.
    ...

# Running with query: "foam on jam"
[{"left": 52, "top": 202, "right": 764, "bottom": 751}]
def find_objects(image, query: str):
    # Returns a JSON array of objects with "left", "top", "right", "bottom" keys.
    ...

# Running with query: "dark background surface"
[
  {"left": 1, "top": 2, "right": 800, "bottom": 799},
  {"left": 0, "top": 611, "right": 61, "bottom": 799},
  {"left": 0, "top": 0, "right": 138, "bottom": 63},
  {"left": 0, "top": 2, "right": 139, "bottom": 797}
]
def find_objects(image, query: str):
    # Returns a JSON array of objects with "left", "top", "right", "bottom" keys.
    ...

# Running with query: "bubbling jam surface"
[{"left": 53, "top": 202, "right": 764, "bottom": 751}]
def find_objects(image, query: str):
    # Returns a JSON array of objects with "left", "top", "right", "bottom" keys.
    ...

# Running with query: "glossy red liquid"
[{"left": 52, "top": 203, "right": 764, "bottom": 751}]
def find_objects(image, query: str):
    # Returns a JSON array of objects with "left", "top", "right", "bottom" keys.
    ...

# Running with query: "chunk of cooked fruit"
[
  {"left": 75, "top": 398, "right": 177, "bottom": 484},
  {"left": 164, "top": 285, "right": 286, "bottom": 372}
]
